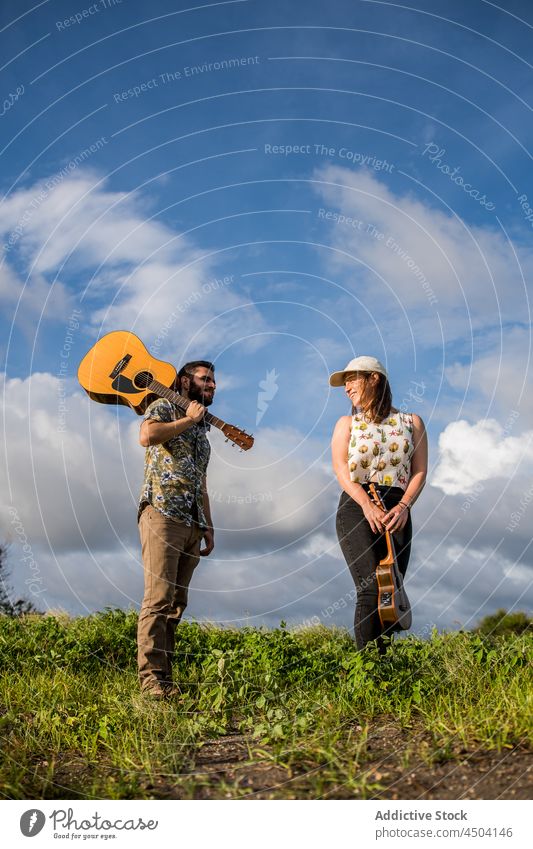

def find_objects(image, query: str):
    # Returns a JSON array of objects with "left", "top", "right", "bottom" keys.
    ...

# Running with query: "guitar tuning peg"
[{"left": 225, "top": 438, "right": 229, "bottom": 442}]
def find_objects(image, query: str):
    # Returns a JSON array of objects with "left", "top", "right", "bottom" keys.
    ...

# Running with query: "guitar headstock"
[{"left": 220, "top": 423, "right": 254, "bottom": 451}]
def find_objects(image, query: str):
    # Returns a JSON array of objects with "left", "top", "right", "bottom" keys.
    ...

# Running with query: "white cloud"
[
  {"left": 444, "top": 325, "right": 533, "bottom": 421},
  {"left": 0, "top": 261, "right": 74, "bottom": 326},
  {"left": 189, "top": 424, "right": 337, "bottom": 553},
  {"left": 0, "top": 372, "right": 142, "bottom": 554},
  {"left": 0, "top": 172, "right": 179, "bottom": 273},
  {"left": 0, "top": 170, "right": 268, "bottom": 350},
  {"left": 407, "top": 537, "right": 532, "bottom": 632},
  {"left": 311, "top": 166, "right": 532, "bottom": 340},
  {"left": 0, "top": 263, "right": 25, "bottom": 304},
  {"left": 431, "top": 418, "right": 533, "bottom": 495}
]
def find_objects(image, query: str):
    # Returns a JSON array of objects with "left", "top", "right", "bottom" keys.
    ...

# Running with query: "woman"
[{"left": 330, "top": 356, "right": 427, "bottom": 651}]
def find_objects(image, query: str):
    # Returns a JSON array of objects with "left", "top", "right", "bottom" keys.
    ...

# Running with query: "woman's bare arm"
[
  {"left": 399, "top": 414, "right": 428, "bottom": 508},
  {"left": 331, "top": 415, "right": 386, "bottom": 533}
]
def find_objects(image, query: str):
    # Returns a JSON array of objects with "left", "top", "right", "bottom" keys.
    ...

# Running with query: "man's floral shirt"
[{"left": 138, "top": 398, "right": 211, "bottom": 527}]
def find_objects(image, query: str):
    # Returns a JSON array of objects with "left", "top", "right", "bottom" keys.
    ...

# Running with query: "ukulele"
[
  {"left": 77, "top": 331, "right": 254, "bottom": 451},
  {"left": 368, "top": 483, "right": 412, "bottom": 631}
]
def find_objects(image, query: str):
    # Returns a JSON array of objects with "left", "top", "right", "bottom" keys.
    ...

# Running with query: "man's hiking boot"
[
  {"left": 141, "top": 681, "right": 182, "bottom": 701},
  {"left": 163, "top": 684, "right": 181, "bottom": 698},
  {"left": 141, "top": 682, "right": 168, "bottom": 700}
]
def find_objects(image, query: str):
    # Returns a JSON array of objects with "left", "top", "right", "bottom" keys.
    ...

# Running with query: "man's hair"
[{"left": 176, "top": 360, "right": 215, "bottom": 392}]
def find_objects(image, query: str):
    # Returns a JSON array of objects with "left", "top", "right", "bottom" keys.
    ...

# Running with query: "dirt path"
[{"left": 160, "top": 720, "right": 532, "bottom": 800}]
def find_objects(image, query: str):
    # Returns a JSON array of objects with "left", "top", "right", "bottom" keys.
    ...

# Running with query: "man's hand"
[
  {"left": 200, "top": 528, "right": 214, "bottom": 556},
  {"left": 186, "top": 400, "right": 205, "bottom": 423}
]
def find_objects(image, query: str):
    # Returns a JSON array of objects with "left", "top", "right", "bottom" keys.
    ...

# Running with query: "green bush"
[{"left": 475, "top": 608, "right": 532, "bottom": 637}]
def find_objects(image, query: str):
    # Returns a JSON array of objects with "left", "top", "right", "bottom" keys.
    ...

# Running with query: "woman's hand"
[
  {"left": 362, "top": 501, "right": 388, "bottom": 534},
  {"left": 382, "top": 503, "right": 409, "bottom": 533}
]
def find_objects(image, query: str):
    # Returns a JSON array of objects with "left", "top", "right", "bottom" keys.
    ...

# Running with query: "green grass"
[{"left": 0, "top": 610, "right": 531, "bottom": 798}]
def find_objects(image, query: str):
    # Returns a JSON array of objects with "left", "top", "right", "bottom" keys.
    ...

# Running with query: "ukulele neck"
[{"left": 368, "top": 482, "right": 398, "bottom": 562}]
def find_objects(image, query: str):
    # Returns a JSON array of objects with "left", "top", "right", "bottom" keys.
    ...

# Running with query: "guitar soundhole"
[{"left": 134, "top": 371, "right": 154, "bottom": 389}]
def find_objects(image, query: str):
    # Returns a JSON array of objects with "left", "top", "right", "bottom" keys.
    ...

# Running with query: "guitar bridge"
[
  {"left": 109, "top": 354, "right": 132, "bottom": 379},
  {"left": 381, "top": 592, "right": 392, "bottom": 607}
]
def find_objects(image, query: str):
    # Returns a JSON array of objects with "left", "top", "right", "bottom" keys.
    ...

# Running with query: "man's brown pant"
[{"left": 137, "top": 505, "right": 202, "bottom": 692}]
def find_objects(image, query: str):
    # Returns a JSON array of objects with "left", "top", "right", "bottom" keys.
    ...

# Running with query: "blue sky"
[{"left": 1, "top": 0, "right": 532, "bottom": 633}]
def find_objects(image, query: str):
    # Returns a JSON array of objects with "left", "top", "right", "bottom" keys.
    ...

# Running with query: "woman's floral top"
[
  {"left": 138, "top": 398, "right": 211, "bottom": 526},
  {"left": 347, "top": 410, "right": 414, "bottom": 490}
]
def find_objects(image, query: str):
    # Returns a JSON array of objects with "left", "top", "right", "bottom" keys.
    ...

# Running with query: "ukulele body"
[
  {"left": 375, "top": 558, "right": 412, "bottom": 631},
  {"left": 368, "top": 483, "right": 412, "bottom": 631}
]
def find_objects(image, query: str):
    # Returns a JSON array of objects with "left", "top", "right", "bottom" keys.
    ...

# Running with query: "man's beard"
[{"left": 188, "top": 379, "right": 214, "bottom": 406}]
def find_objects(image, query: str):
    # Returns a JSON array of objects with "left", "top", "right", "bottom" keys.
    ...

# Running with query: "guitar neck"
[{"left": 148, "top": 379, "right": 226, "bottom": 431}]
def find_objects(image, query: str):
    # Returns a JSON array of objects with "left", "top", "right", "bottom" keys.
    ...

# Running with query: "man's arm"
[
  {"left": 200, "top": 474, "right": 214, "bottom": 556},
  {"left": 139, "top": 401, "right": 205, "bottom": 447}
]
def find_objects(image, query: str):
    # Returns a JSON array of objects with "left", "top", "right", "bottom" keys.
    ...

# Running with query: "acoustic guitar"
[
  {"left": 368, "top": 483, "right": 412, "bottom": 631},
  {"left": 77, "top": 330, "right": 254, "bottom": 451}
]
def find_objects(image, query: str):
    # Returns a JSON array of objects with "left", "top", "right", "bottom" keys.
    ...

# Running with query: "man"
[{"left": 137, "top": 360, "right": 216, "bottom": 698}]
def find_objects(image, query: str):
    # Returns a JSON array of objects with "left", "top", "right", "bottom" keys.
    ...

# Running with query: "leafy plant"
[{"left": 0, "top": 610, "right": 530, "bottom": 799}]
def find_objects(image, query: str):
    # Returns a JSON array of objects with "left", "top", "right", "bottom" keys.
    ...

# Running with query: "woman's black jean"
[{"left": 336, "top": 485, "right": 412, "bottom": 651}]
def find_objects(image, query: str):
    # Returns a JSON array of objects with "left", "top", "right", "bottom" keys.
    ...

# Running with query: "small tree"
[
  {"left": 0, "top": 543, "right": 37, "bottom": 616},
  {"left": 475, "top": 608, "right": 532, "bottom": 637}
]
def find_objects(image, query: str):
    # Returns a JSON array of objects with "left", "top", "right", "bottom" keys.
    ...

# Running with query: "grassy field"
[{"left": 0, "top": 610, "right": 531, "bottom": 799}]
